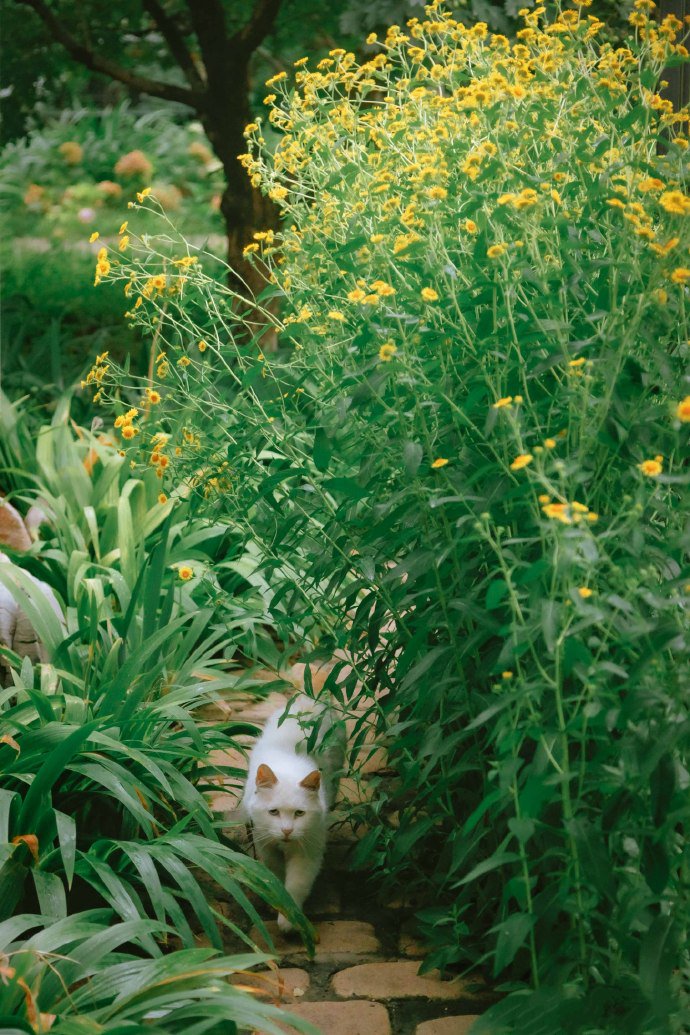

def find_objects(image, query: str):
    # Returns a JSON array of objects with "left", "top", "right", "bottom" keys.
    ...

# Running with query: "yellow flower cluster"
[
  {"left": 81, "top": 351, "right": 110, "bottom": 391},
  {"left": 114, "top": 408, "right": 140, "bottom": 441},
  {"left": 541, "top": 500, "right": 598, "bottom": 525},
  {"left": 94, "top": 247, "right": 111, "bottom": 287}
]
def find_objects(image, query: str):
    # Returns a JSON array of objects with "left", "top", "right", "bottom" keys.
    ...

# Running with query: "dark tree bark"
[{"left": 14, "top": 0, "right": 282, "bottom": 296}]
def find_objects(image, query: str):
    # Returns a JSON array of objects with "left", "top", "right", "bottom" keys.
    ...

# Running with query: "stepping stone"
[
  {"left": 231, "top": 967, "right": 309, "bottom": 1004},
  {"left": 274, "top": 1000, "right": 390, "bottom": 1035},
  {"left": 399, "top": 924, "right": 428, "bottom": 958},
  {"left": 332, "top": 961, "right": 470, "bottom": 1000},
  {"left": 251, "top": 920, "right": 380, "bottom": 962},
  {"left": 416, "top": 1017, "right": 483, "bottom": 1034},
  {"left": 0, "top": 501, "right": 31, "bottom": 551}
]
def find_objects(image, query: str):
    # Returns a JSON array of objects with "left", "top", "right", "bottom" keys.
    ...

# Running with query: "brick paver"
[
  {"left": 276, "top": 1001, "right": 391, "bottom": 1035},
  {"left": 332, "top": 961, "right": 470, "bottom": 1000},
  {"left": 415, "top": 1017, "right": 482, "bottom": 1035},
  {"left": 252, "top": 920, "right": 380, "bottom": 962},
  {"left": 231, "top": 967, "right": 310, "bottom": 1004}
]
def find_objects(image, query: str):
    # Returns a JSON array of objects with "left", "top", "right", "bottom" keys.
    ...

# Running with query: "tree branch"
[
  {"left": 236, "top": 0, "right": 283, "bottom": 53},
  {"left": 142, "top": 0, "right": 206, "bottom": 92},
  {"left": 15, "top": 0, "right": 204, "bottom": 109}
]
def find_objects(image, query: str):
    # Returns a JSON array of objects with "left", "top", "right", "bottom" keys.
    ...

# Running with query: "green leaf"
[
  {"left": 485, "top": 579, "right": 508, "bottom": 610},
  {"left": 33, "top": 869, "right": 66, "bottom": 918}
]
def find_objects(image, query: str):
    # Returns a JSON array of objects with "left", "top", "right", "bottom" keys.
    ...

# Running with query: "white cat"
[{"left": 241, "top": 693, "right": 345, "bottom": 932}]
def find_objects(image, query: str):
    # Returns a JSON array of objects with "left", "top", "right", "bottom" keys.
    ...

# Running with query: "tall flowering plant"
[{"left": 90, "top": 2, "right": 689, "bottom": 1029}]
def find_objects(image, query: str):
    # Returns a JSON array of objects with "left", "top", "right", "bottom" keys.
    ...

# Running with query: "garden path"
[{"left": 206, "top": 663, "right": 491, "bottom": 1035}]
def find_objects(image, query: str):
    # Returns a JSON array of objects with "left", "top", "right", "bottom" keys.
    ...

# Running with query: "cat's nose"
[{"left": 281, "top": 827, "right": 293, "bottom": 839}]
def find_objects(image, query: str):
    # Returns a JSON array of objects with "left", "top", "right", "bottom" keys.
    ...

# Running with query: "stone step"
[
  {"left": 416, "top": 1017, "right": 483, "bottom": 1035},
  {"left": 332, "top": 961, "right": 472, "bottom": 1001},
  {"left": 272, "top": 1000, "right": 391, "bottom": 1035},
  {"left": 230, "top": 966, "right": 309, "bottom": 1004},
  {"left": 251, "top": 919, "right": 381, "bottom": 963}
]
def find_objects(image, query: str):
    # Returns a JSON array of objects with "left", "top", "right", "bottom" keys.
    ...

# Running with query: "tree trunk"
[{"left": 201, "top": 65, "right": 278, "bottom": 303}]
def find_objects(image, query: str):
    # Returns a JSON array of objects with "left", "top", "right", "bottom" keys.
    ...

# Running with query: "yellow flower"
[
  {"left": 493, "top": 396, "right": 513, "bottom": 409},
  {"left": 89, "top": 232, "right": 99, "bottom": 243},
  {"left": 421, "top": 287, "right": 439, "bottom": 302},
  {"left": 378, "top": 342, "right": 397, "bottom": 362},
  {"left": 501, "top": 671, "right": 513, "bottom": 679},
  {"left": 370, "top": 233, "right": 384, "bottom": 243},
  {"left": 121, "top": 425, "right": 137, "bottom": 440},
  {"left": 119, "top": 221, "right": 128, "bottom": 234},
  {"left": 431, "top": 458, "right": 449, "bottom": 469},
  {"left": 146, "top": 388, "right": 161, "bottom": 404},
  {"left": 328, "top": 311, "right": 346, "bottom": 321},
  {"left": 510, "top": 453, "right": 533, "bottom": 470},
  {"left": 243, "top": 243, "right": 259, "bottom": 256},
  {"left": 676, "top": 395, "right": 690, "bottom": 421},
  {"left": 119, "top": 235, "right": 129, "bottom": 252},
  {"left": 487, "top": 243, "right": 508, "bottom": 259},
  {"left": 464, "top": 219, "right": 478, "bottom": 234},
  {"left": 569, "top": 357, "right": 586, "bottom": 367},
  {"left": 158, "top": 493, "right": 168, "bottom": 505},
  {"left": 198, "top": 340, "right": 208, "bottom": 352},
  {"left": 178, "top": 565, "right": 194, "bottom": 581},
  {"left": 136, "top": 186, "right": 152, "bottom": 203},
  {"left": 671, "top": 268, "right": 690, "bottom": 284},
  {"left": 578, "top": 587, "right": 593, "bottom": 598},
  {"left": 544, "top": 438, "right": 557, "bottom": 449},
  {"left": 542, "top": 502, "right": 572, "bottom": 524},
  {"left": 638, "top": 458, "right": 663, "bottom": 476},
  {"left": 659, "top": 190, "right": 690, "bottom": 215},
  {"left": 178, "top": 356, "right": 191, "bottom": 367},
  {"left": 347, "top": 288, "right": 367, "bottom": 303},
  {"left": 538, "top": 494, "right": 551, "bottom": 504}
]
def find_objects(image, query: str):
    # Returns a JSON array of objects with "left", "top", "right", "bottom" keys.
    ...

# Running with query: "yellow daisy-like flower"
[
  {"left": 146, "top": 388, "right": 161, "bottom": 404},
  {"left": 89, "top": 231, "right": 99, "bottom": 243},
  {"left": 119, "top": 221, "right": 128, "bottom": 234},
  {"left": 464, "top": 219, "right": 478, "bottom": 234},
  {"left": 676, "top": 395, "right": 690, "bottom": 421},
  {"left": 431, "top": 457, "right": 449, "bottom": 469},
  {"left": 136, "top": 186, "right": 152, "bottom": 203},
  {"left": 659, "top": 190, "right": 690, "bottom": 215},
  {"left": 378, "top": 342, "right": 397, "bottom": 362},
  {"left": 578, "top": 587, "right": 593, "bottom": 598},
  {"left": 328, "top": 311, "right": 346, "bottom": 321},
  {"left": 638, "top": 458, "right": 663, "bottom": 476},
  {"left": 178, "top": 565, "right": 194, "bottom": 581},
  {"left": 121, "top": 425, "right": 137, "bottom": 440},
  {"left": 198, "top": 340, "right": 208, "bottom": 352},
  {"left": 492, "top": 396, "right": 513, "bottom": 409},
  {"left": 510, "top": 453, "right": 533, "bottom": 470},
  {"left": 544, "top": 438, "right": 557, "bottom": 449},
  {"left": 671, "top": 268, "right": 690, "bottom": 284},
  {"left": 487, "top": 243, "right": 508, "bottom": 259},
  {"left": 569, "top": 357, "right": 586, "bottom": 367},
  {"left": 501, "top": 671, "right": 513, "bottom": 679},
  {"left": 347, "top": 288, "right": 367, "bottom": 303},
  {"left": 542, "top": 502, "right": 572, "bottom": 524},
  {"left": 421, "top": 287, "right": 439, "bottom": 302},
  {"left": 158, "top": 493, "right": 168, "bottom": 505},
  {"left": 118, "top": 235, "right": 129, "bottom": 252}
]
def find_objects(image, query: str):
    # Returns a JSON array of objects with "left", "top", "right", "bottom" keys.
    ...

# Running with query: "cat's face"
[{"left": 249, "top": 764, "right": 323, "bottom": 844}]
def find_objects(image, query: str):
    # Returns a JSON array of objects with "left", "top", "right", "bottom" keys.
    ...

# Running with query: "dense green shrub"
[
  {"left": 88, "top": 1, "right": 689, "bottom": 1030},
  {"left": 0, "top": 398, "right": 315, "bottom": 1033}
]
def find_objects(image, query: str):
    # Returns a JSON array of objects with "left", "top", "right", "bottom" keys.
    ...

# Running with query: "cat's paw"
[{"left": 276, "top": 913, "right": 295, "bottom": 934}]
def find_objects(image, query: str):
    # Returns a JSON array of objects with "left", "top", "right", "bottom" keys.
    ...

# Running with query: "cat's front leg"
[{"left": 277, "top": 851, "right": 323, "bottom": 933}]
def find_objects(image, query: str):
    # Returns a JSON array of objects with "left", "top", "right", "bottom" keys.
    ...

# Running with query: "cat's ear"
[
  {"left": 300, "top": 769, "right": 321, "bottom": 791},
  {"left": 256, "top": 764, "right": 278, "bottom": 787}
]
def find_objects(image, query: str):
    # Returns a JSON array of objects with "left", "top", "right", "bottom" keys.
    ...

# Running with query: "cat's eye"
[
  {"left": 294, "top": 810, "right": 305, "bottom": 817},
  {"left": 268, "top": 809, "right": 279, "bottom": 816}
]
